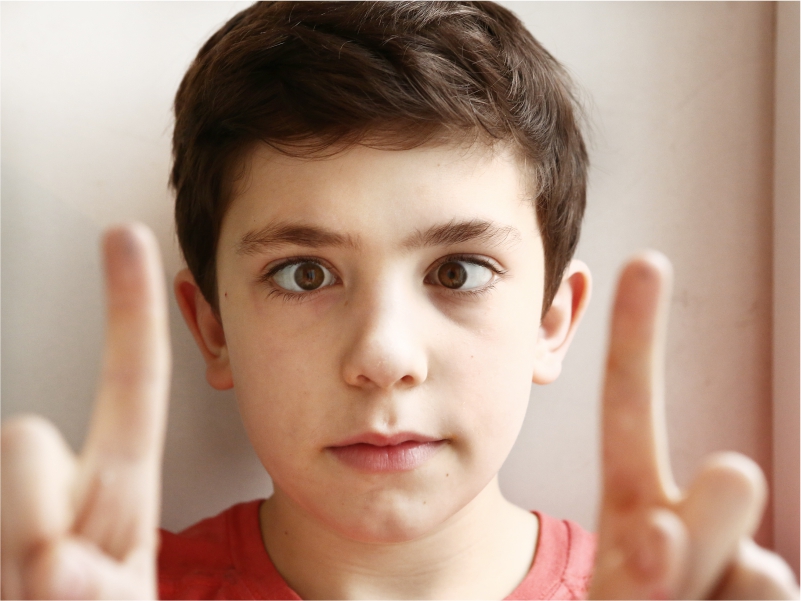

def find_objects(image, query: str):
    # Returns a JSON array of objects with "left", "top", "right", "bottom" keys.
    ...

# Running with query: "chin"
[
  {"left": 316, "top": 486, "right": 466, "bottom": 544},
  {"left": 333, "top": 504, "right": 448, "bottom": 544}
]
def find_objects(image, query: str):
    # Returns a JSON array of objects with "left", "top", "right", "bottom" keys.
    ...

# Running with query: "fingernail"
[
  {"left": 103, "top": 226, "right": 152, "bottom": 299},
  {"left": 105, "top": 226, "right": 143, "bottom": 262},
  {"left": 630, "top": 262, "right": 657, "bottom": 281}
]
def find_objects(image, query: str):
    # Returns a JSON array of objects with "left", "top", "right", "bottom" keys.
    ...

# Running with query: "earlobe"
[
  {"left": 174, "top": 268, "right": 234, "bottom": 390},
  {"left": 532, "top": 260, "right": 592, "bottom": 385}
]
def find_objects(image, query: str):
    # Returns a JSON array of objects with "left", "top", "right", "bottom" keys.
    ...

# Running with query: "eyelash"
[
  {"left": 426, "top": 254, "right": 507, "bottom": 300},
  {"left": 259, "top": 256, "right": 335, "bottom": 303},
  {"left": 259, "top": 254, "right": 507, "bottom": 303}
]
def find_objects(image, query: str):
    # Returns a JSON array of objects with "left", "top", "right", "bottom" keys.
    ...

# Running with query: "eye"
[
  {"left": 272, "top": 261, "right": 336, "bottom": 292},
  {"left": 432, "top": 260, "right": 494, "bottom": 290}
]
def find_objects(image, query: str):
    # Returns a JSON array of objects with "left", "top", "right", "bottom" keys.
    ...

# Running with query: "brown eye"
[
  {"left": 430, "top": 259, "right": 495, "bottom": 291},
  {"left": 294, "top": 262, "right": 325, "bottom": 290},
  {"left": 437, "top": 261, "right": 468, "bottom": 289},
  {"left": 273, "top": 261, "right": 335, "bottom": 292}
]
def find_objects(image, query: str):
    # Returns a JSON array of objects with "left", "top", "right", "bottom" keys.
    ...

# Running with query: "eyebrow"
[
  {"left": 237, "top": 222, "right": 360, "bottom": 255},
  {"left": 402, "top": 219, "right": 521, "bottom": 250},
  {"left": 236, "top": 218, "right": 521, "bottom": 255}
]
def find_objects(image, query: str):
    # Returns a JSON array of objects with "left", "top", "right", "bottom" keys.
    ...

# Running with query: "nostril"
[{"left": 401, "top": 375, "right": 415, "bottom": 384}]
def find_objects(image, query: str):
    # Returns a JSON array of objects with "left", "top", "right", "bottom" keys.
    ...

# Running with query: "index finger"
[
  {"left": 85, "top": 224, "right": 171, "bottom": 464},
  {"left": 74, "top": 224, "right": 171, "bottom": 554},
  {"left": 600, "top": 251, "right": 677, "bottom": 511}
]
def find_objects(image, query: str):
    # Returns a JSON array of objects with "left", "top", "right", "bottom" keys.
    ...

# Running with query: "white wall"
[{"left": 2, "top": 1, "right": 795, "bottom": 568}]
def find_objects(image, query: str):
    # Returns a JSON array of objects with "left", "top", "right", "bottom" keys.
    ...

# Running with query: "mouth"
[{"left": 327, "top": 432, "right": 447, "bottom": 473}]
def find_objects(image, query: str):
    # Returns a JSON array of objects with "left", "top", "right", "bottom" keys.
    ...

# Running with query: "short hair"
[{"left": 171, "top": 1, "right": 587, "bottom": 318}]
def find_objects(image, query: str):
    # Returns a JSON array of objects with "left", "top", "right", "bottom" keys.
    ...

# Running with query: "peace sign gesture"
[
  {"left": 589, "top": 252, "right": 799, "bottom": 599},
  {"left": 2, "top": 225, "right": 170, "bottom": 600}
]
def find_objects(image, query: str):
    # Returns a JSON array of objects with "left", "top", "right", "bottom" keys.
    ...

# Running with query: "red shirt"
[{"left": 158, "top": 500, "right": 595, "bottom": 600}]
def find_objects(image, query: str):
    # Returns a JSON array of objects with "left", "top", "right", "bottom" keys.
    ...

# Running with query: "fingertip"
[
  {"left": 101, "top": 223, "right": 165, "bottom": 310},
  {"left": 609, "top": 251, "right": 674, "bottom": 345},
  {"left": 2, "top": 414, "right": 63, "bottom": 453},
  {"left": 104, "top": 222, "right": 163, "bottom": 264},
  {"left": 615, "top": 249, "right": 671, "bottom": 297},
  {"left": 104, "top": 221, "right": 156, "bottom": 244},
  {"left": 103, "top": 224, "right": 143, "bottom": 259},
  {"left": 707, "top": 452, "right": 767, "bottom": 486},
  {"left": 699, "top": 452, "right": 768, "bottom": 519},
  {"left": 619, "top": 250, "right": 673, "bottom": 289},
  {"left": 1, "top": 418, "right": 77, "bottom": 599},
  {"left": 103, "top": 225, "right": 144, "bottom": 279},
  {"left": 628, "top": 249, "right": 672, "bottom": 273}
]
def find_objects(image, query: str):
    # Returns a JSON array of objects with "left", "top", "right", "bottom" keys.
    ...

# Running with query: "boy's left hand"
[{"left": 588, "top": 252, "right": 800, "bottom": 600}]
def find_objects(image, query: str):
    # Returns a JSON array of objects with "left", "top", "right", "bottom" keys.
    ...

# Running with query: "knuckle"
[{"left": 103, "top": 364, "right": 167, "bottom": 394}]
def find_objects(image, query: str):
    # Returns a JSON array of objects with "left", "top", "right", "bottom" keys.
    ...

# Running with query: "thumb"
[{"left": 24, "top": 538, "right": 156, "bottom": 600}]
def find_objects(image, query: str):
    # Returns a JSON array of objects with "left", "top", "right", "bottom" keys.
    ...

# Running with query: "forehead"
[{"left": 220, "top": 141, "right": 538, "bottom": 248}]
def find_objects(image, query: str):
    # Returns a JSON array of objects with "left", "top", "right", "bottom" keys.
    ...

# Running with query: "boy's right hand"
[{"left": 1, "top": 225, "right": 171, "bottom": 600}]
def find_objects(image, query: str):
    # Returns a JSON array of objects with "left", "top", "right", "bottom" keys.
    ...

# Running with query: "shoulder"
[
  {"left": 506, "top": 512, "right": 596, "bottom": 601},
  {"left": 158, "top": 500, "right": 267, "bottom": 600}
]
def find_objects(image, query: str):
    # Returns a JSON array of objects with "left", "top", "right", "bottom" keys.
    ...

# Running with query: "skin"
[{"left": 1, "top": 142, "right": 798, "bottom": 600}]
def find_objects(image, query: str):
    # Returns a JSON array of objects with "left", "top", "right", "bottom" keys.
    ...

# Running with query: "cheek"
[
  {"left": 451, "top": 349, "right": 532, "bottom": 440},
  {"left": 436, "top": 305, "right": 539, "bottom": 470},
  {"left": 223, "top": 308, "right": 342, "bottom": 461}
]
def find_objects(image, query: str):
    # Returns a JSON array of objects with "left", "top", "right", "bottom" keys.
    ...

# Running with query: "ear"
[
  {"left": 174, "top": 268, "right": 234, "bottom": 390},
  {"left": 532, "top": 260, "right": 592, "bottom": 384}
]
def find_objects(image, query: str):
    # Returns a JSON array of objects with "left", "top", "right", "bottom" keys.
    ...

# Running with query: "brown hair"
[{"left": 172, "top": 1, "right": 587, "bottom": 318}]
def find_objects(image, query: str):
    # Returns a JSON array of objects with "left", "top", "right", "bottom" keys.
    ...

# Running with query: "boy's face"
[{"left": 212, "top": 142, "right": 549, "bottom": 542}]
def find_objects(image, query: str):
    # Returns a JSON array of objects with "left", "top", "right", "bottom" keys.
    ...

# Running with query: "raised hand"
[
  {"left": 2, "top": 224, "right": 171, "bottom": 600},
  {"left": 589, "top": 252, "right": 799, "bottom": 599}
]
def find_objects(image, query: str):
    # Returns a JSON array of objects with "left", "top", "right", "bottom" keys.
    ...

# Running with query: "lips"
[{"left": 327, "top": 432, "right": 446, "bottom": 473}]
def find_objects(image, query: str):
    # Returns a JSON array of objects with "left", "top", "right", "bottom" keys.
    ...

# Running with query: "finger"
[
  {"left": 590, "top": 507, "right": 688, "bottom": 599},
  {"left": 678, "top": 453, "right": 768, "bottom": 598},
  {"left": 24, "top": 538, "right": 156, "bottom": 600},
  {"left": 87, "top": 224, "right": 171, "bottom": 462},
  {"left": 75, "top": 224, "right": 171, "bottom": 557},
  {"left": 711, "top": 539, "right": 800, "bottom": 600},
  {"left": 1, "top": 416, "right": 77, "bottom": 600},
  {"left": 600, "top": 251, "right": 677, "bottom": 511}
]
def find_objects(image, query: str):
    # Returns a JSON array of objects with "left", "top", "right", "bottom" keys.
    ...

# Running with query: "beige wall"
[
  {"left": 498, "top": 0, "right": 780, "bottom": 550},
  {"left": 2, "top": 1, "right": 796, "bottom": 570},
  {"left": 772, "top": 0, "right": 800, "bottom": 578}
]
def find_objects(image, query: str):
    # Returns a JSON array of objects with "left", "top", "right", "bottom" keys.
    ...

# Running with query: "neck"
[{"left": 259, "top": 477, "right": 539, "bottom": 600}]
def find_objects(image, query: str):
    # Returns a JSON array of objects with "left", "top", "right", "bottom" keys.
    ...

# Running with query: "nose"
[{"left": 340, "top": 280, "right": 428, "bottom": 391}]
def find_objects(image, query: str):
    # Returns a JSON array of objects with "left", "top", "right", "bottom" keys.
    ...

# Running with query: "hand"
[
  {"left": 1, "top": 225, "right": 171, "bottom": 600},
  {"left": 588, "top": 252, "right": 799, "bottom": 599}
]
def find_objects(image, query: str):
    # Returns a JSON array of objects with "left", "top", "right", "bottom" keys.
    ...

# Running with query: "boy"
[{"left": 2, "top": 2, "right": 798, "bottom": 599}]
